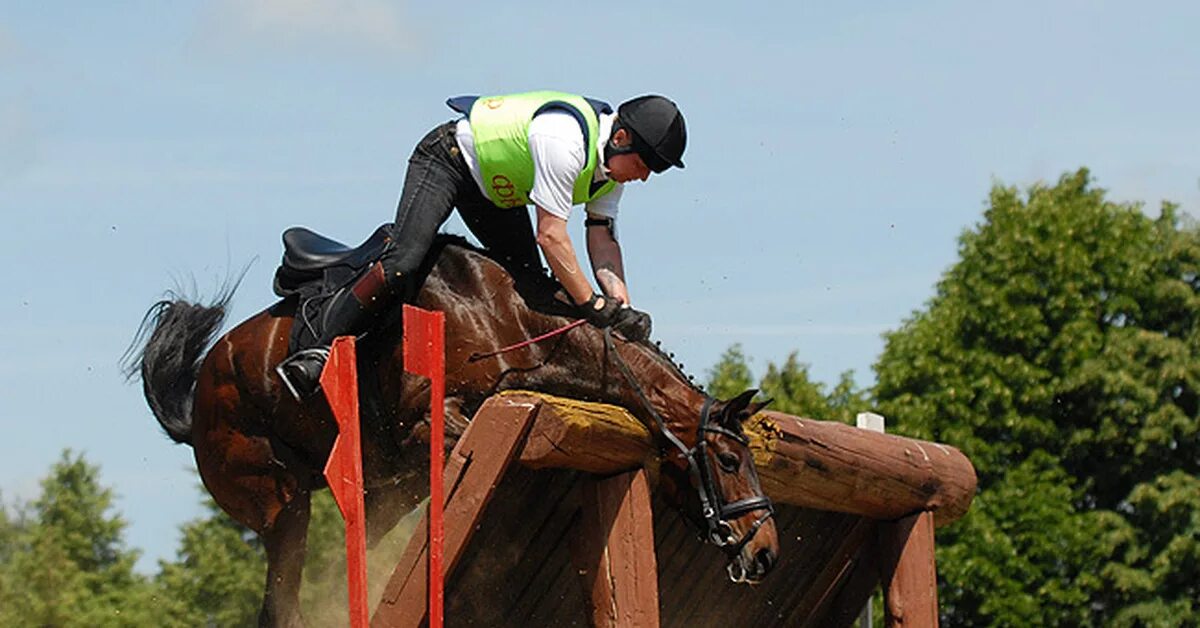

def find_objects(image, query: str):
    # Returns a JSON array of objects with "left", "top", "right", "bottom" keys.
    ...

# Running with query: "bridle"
[{"left": 603, "top": 330, "right": 775, "bottom": 561}]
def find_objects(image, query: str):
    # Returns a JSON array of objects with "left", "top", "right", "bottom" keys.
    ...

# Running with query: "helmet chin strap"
[{"left": 603, "top": 121, "right": 638, "bottom": 168}]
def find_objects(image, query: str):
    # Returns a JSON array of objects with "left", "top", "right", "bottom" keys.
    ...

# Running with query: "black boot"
[{"left": 277, "top": 263, "right": 397, "bottom": 400}]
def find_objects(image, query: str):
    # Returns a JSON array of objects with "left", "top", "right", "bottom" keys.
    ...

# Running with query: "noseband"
[{"left": 603, "top": 330, "right": 775, "bottom": 558}]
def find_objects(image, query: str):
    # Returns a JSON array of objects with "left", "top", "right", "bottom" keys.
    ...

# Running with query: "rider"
[{"left": 277, "top": 90, "right": 688, "bottom": 399}]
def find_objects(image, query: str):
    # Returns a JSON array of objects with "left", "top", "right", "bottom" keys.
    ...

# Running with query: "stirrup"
[{"left": 275, "top": 346, "right": 331, "bottom": 401}]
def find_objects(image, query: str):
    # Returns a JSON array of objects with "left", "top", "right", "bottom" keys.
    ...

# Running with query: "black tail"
[{"left": 124, "top": 286, "right": 236, "bottom": 446}]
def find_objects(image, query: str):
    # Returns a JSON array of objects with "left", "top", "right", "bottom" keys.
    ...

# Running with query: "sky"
[{"left": 2, "top": 1, "right": 1198, "bottom": 573}]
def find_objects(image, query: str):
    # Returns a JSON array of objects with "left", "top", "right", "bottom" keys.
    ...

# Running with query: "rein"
[
  {"left": 601, "top": 329, "right": 774, "bottom": 561},
  {"left": 465, "top": 317, "right": 775, "bottom": 565},
  {"left": 467, "top": 318, "right": 586, "bottom": 362}
]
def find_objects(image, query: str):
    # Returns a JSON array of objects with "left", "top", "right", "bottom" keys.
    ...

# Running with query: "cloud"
[{"left": 196, "top": 0, "right": 415, "bottom": 57}]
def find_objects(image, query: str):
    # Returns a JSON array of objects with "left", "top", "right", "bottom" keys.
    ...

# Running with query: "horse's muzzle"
[{"left": 726, "top": 547, "right": 777, "bottom": 584}]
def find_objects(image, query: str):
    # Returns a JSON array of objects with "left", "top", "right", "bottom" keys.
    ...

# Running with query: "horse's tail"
[{"left": 124, "top": 285, "right": 237, "bottom": 446}]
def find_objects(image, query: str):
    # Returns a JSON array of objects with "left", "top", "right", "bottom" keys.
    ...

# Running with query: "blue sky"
[{"left": 2, "top": 1, "right": 1198, "bottom": 572}]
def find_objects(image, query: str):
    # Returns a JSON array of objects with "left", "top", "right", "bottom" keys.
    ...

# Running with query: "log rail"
[{"left": 504, "top": 390, "right": 976, "bottom": 525}]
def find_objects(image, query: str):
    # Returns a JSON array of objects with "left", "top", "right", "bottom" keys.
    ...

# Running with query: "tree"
[
  {"left": 0, "top": 492, "right": 25, "bottom": 627},
  {"left": 707, "top": 345, "right": 868, "bottom": 423},
  {"left": 0, "top": 451, "right": 156, "bottom": 627},
  {"left": 874, "top": 169, "right": 1200, "bottom": 624},
  {"left": 154, "top": 494, "right": 267, "bottom": 627},
  {"left": 706, "top": 344, "right": 756, "bottom": 400}
]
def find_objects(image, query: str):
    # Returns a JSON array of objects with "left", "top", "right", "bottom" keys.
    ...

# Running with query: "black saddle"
[
  {"left": 274, "top": 224, "right": 392, "bottom": 297},
  {"left": 282, "top": 225, "right": 391, "bottom": 271}
]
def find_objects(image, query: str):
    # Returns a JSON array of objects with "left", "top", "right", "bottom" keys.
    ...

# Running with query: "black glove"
[
  {"left": 612, "top": 307, "right": 652, "bottom": 342},
  {"left": 580, "top": 293, "right": 622, "bottom": 329}
]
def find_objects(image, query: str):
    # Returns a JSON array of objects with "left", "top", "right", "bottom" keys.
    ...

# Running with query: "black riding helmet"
[{"left": 615, "top": 95, "right": 686, "bottom": 173}]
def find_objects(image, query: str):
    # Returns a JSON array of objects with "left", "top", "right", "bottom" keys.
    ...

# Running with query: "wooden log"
[
  {"left": 504, "top": 391, "right": 656, "bottom": 474},
  {"left": 748, "top": 411, "right": 976, "bottom": 525},
  {"left": 879, "top": 512, "right": 939, "bottom": 627},
  {"left": 571, "top": 469, "right": 660, "bottom": 628},
  {"left": 498, "top": 392, "right": 976, "bottom": 525}
]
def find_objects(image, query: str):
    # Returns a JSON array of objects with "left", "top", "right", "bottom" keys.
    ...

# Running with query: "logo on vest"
[
  {"left": 490, "top": 174, "right": 523, "bottom": 208},
  {"left": 484, "top": 97, "right": 504, "bottom": 110}
]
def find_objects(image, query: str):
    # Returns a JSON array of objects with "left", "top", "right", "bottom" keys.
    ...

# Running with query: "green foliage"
[
  {"left": 0, "top": 451, "right": 157, "bottom": 627},
  {"left": 875, "top": 169, "right": 1200, "bottom": 624},
  {"left": 760, "top": 355, "right": 868, "bottom": 423},
  {"left": 0, "top": 494, "right": 24, "bottom": 628},
  {"left": 706, "top": 344, "right": 756, "bottom": 400},
  {"left": 154, "top": 495, "right": 266, "bottom": 627},
  {"left": 0, "top": 448, "right": 426, "bottom": 627},
  {"left": 935, "top": 451, "right": 1123, "bottom": 625},
  {"left": 707, "top": 345, "right": 868, "bottom": 423}
]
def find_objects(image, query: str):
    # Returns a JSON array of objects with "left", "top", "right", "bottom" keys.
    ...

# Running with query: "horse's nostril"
[{"left": 756, "top": 548, "right": 776, "bottom": 573}]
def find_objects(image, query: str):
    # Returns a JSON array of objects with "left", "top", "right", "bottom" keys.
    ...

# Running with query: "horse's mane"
[{"left": 420, "top": 233, "right": 706, "bottom": 395}]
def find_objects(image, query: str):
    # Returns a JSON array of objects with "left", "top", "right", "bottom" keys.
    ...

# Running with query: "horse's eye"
[{"left": 717, "top": 452, "right": 740, "bottom": 472}]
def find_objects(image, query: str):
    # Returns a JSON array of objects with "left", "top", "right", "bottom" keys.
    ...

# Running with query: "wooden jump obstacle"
[
  {"left": 321, "top": 322, "right": 977, "bottom": 626},
  {"left": 370, "top": 393, "right": 663, "bottom": 627}
]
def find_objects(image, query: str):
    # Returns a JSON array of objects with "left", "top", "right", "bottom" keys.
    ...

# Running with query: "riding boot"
[{"left": 277, "top": 262, "right": 398, "bottom": 400}]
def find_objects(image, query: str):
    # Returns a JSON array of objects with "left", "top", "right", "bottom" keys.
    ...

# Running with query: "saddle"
[
  {"left": 273, "top": 224, "right": 396, "bottom": 352},
  {"left": 273, "top": 224, "right": 393, "bottom": 296}
]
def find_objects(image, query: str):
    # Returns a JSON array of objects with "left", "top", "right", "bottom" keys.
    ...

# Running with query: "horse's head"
[{"left": 658, "top": 388, "right": 780, "bottom": 583}]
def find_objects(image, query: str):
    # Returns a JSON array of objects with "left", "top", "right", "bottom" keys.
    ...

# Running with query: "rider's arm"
[
  {"left": 528, "top": 114, "right": 601, "bottom": 306},
  {"left": 536, "top": 207, "right": 594, "bottom": 306},
  {"left": 585, "top": 217, "right": 630, "bottom": 305}
]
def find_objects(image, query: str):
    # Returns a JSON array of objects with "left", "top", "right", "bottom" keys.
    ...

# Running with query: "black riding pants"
[{"left": 382, "top": 121, "right": 541, "bottom": 280}]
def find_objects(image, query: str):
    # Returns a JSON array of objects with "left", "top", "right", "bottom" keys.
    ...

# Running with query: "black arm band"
[{"left": 585, "top": 217, "right": 613, "bottom": 228}]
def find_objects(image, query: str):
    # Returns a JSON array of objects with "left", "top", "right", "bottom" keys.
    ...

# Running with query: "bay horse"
[{"left": 129, "top": 233, "right": 779, "bottom": 627}]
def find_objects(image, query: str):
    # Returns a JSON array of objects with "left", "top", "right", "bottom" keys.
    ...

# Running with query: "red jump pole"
[
  {"left": 321, "top": 336, "right": 370, "bottom": 628},
  {"left": 402, "top": 305, "right": 446, "bottom": 628}
]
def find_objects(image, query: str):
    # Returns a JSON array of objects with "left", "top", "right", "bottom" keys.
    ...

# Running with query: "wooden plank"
[
  {"left": 370, "top": 395, "right": 539, "bottom": 628},
  {"left": 819, "top": 539, "right": 882, "bottom": 628},
  {"left": 879, "top": 512, "right": 939, "bottom": 628},
  {"left": 792, "top": 518, "right": 876, "bottom": 627},
  {"left": 572, "top": 469, "right": 659, "bottom": 628},
  {"left": 442, "top": 466, "right": 583, "bottom": 625}
]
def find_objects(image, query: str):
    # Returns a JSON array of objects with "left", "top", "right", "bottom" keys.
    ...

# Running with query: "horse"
[{"left": 129, "top": 233, "right": 779, "bottom": 627}]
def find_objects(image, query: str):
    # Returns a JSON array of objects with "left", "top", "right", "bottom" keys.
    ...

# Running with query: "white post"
[{"left": 856, "top": 412, "right": 885, "bottom": 628}]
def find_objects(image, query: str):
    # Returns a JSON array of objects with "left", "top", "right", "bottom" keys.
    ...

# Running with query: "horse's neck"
[
  {"left": 422, "top": 249, "right": 706, "bottom": 439},
  {"left": 562, "top": 331, "right": 706, "bottom": 445}
]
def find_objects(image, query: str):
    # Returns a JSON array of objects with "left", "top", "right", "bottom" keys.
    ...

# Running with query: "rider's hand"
[
  {"left": 612, "top": 307, "right": 652, "bottom": 342},
  {"left": 580, "top": 293, "right": 622, "bottom": 329}
]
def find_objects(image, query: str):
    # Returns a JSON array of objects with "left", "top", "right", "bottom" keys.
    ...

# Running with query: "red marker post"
[
  {"left": 402, "top": 305, "right": 446, "bottom": 628},
  {"left": 321, "top": 336, "right": 370, "bottom": 628}
]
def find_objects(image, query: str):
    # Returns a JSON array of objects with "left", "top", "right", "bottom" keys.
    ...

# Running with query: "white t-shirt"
[{"left": 455, "top": 111, "right": 623, "bottom": 221}]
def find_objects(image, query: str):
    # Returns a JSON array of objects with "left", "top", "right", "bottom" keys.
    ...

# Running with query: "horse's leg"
[
  {"left": 192, "top": 350, "right": 317, "bottom": 628},
  {"left": 259, "top": 488, "right": 311, "bottom": 628}
]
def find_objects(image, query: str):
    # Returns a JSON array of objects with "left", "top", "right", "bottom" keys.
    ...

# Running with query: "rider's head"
[{"left": 605, "top": 95, "right": 686, "bottom": 183}]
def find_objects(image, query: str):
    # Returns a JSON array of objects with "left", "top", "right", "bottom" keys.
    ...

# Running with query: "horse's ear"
[
  {"left": 722, "top": 390, "right": 771, "bottom": 424},
  {"left": 725, "top": 389, "right": 758, "bottom": 414},
  {"left": 743, "top": 398, "right": 772, "bottom": 421}
]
